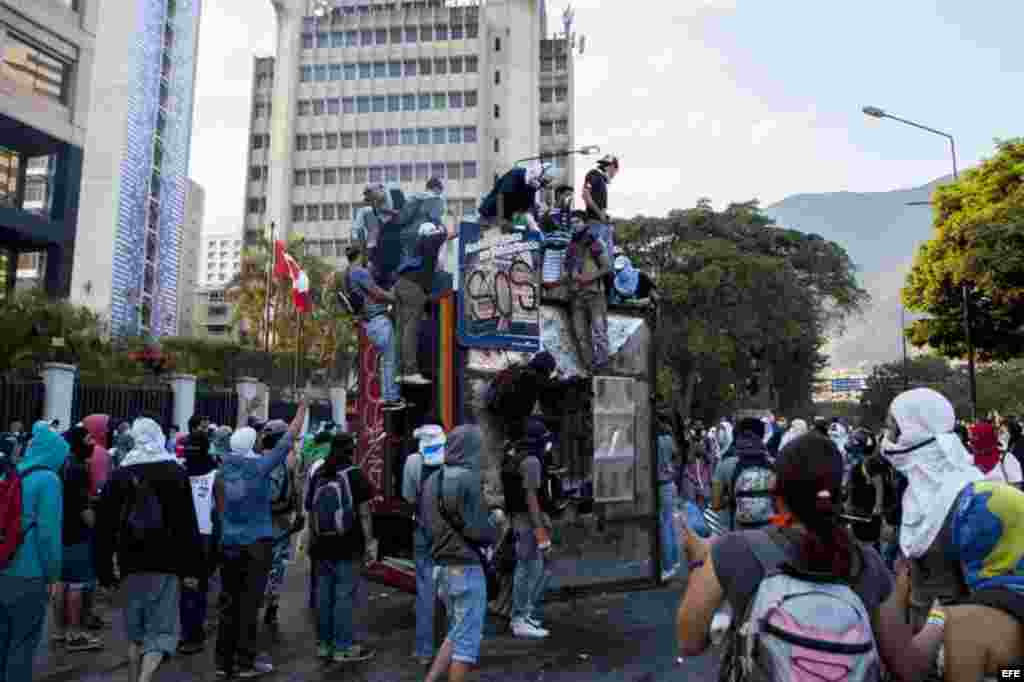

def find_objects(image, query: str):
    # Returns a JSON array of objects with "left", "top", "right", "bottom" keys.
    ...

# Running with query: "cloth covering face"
[
  {"left": 119, "top": 418, "right": 176, "bottom": 468},
  {"left": 779, "top": 419, "right": 808, "bottom": 452},
  {"left": 881, "top": 388, "right": 983, "bottom": 559}
]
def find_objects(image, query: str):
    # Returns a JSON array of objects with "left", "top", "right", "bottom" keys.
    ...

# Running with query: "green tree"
[
  {"left": 904, "top": 139, "right": 1024, "bottom": 361},
  {"left": 858, "top": 355, "right": 969, "bottom": 427}
]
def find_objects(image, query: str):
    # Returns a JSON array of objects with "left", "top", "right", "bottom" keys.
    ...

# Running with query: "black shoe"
[
  {"left": 382, "top": 399, "right": 407, "bottom": 411},
  {"left": 177, "top": 639, "right": 205, "bottom": 656},
  {"left": 263, "top": 605, "right": 278, "bottom": 627},
  {"left": 85, "top": 615, "right": 108, "bottom": 631}
]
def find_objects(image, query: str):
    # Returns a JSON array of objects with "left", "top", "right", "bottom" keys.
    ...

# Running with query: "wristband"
[
  {"left": 926, "top": 608, "right": 946, "bottom": 628},
  {"left": 689, "top": 559, "right": 705, "bottom": 572}
]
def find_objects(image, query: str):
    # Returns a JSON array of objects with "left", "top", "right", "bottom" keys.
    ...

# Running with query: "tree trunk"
[{"left": 675, "top": 367, "right": 700, "bottom": 420}]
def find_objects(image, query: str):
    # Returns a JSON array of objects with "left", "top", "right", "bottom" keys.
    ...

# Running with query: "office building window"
[
  {"left": 303, "top": 17, "right": 316, "bottom": 30},
  {"left": 324, "top": 168, "right": 338, "bottom": 184},
  {"left": 374, "top": 61, "right": 387, "bottom": 78},
  {"left": 434, "top": 92, "right": 447, "bottom": 110},
  {"left": 253, "top": 102, "right": 267, "bottom": 118},
  {"left": 494, "top": 104, "right": 500, "bottom": 119},
  {"left": 331, "top": 31, "right": 344, "bottom": 47},
  {"left": 388, "top": 94, "right": 401, "bottom": 112},
  {"left": 405, "top": 26, "right": 418, "bottom": 43},
  {"left": 447, "top": 162, "right": 461, "bottom": 180},
  {"left": 293, "top": 205, "right": 305, "bottom": 222},
  {"left": 541, "top": 57, "right": 553, "bottom": 72},
  {"left": 357, "top": 96, "right": 370, "bottom": 113},
  {"left": 430, "top": 162, "right": 446, "bottom": 178},
  {"left": 401, "top": 59, "right": 415, "bottom": 76},
  {"left": 341, "top": 132, "right": 354, "bottom": 149},
  {"left": 495, "top": 37, "right": 501, "bottom": 51},
  {"left": 417, "top": 58, "right": 432, "bottom": 76},
  {"left": 390, "top": 27, "right": 402, "bottom": 43},
  {"left": 327, "top": 98, "right": 340, "bottom": 114},
  {"left": 345, "top": 30, "right": 358, "bottom": 46},
  {"left": 404, "top": 93, "right": 418, "bottom": 111},
  {"left": 307, "top": 204, "right": 320, "bottom": 221},
  {"left": 448, "top": 127, "right": 462, "bottom": 144},
  {"left": 342, "top": 97, "right": 355, "bottom": 113},
  {"left": 556, "top": 56, "right": 567, "bottom": 71},
  {"left": 432, "top": 127, "right": 446, "bottom": 145},
  {"left": 466, "top": 55, "right": 478, "bottom": 73},
  {"left": 358, "top": 62, "right": 371, "bottom": 79},
  {"left": 322, "top": 203, "right": 336, "bottom": 220},
  {"left": 356, "top": 131, "right": 369, "bottom": 148},
  {"left": 317, "top": 32, "right": 330, "bottom": 48},
  {"left": 540, "top": 121, "right": 552, "bottom": 137},
  {"left": 310, "top": 133, "right": 324, "bottom": 150},
  {"left": 328, "top": 63, "right": 342, "bottom": 81},
  {"left": 465, "top": 90, "right": 478, "bottom": 107},
  {"left": 376, "top": 28, "right": 388, "bottom": 44},
  {"left": 385, "top": 166, "right": 399, "bottom": 183},
  {"left": 464, "top": 126, "right": 477, "bottom": 143},
  {"left": 400, "top": 164, "right": 414, "bottom": 182},
  {"left": 555, "top": 119, "right": 569, "bottom": 134},
  {"left": 540, "top": 87, "right": 553, "bottom": 103},
  {"left": 401, "top": 129, "right": 415, "bottom": 145},
  {"left": 435, "top": 24, "right": 448, "bottom": 40},
  {"left": 451, "top": 24, "right": 464, "bottom": 39},
  {"left": 314, "top": 64, "right": 327, "bottom": 81},
  {"left": 371, "top": 130, "right": 385, "bottom": 147},
  {"left": 249, "top": 166, "right": 262, "bottom": 181},
  {"left": 466, "top": 23, "right": 478, "bottom": 38},
  {"left": 421, "top": 25, "right": 433, "bottom": 41},
  {"left": 247, "top": 198, "right": 261, "bottom": 213},
  {"left": 450, "top": 56, "right": 463, "bottom": 73},
  {"left": 415, "top": 162, "right": 430, "bottom": 180},
  {"left": 339, "top": 167, "right": 353, "bottom": 184},
  {"left": 434, "top": 57, "right": 447, "bottom": 75},
  {"left": 252, "top": 134, "right": 265, "bottom": 149},
  {"left": 494, "top": 69, "right": 500, "bottom": 85},
  {"left": 494, "top": 138, "right": 500, "bottom": 153},
  {"left": 309, "top": 168, "right": 322, "bottom": 185},
  {"left": 372, "top": 95, "right": 386, "bottom": 112},
  {"left": 295, "top": 134, "right": 308, "bottom": 150},
  {"left": 386, "top": 128, "right": 399, "bottom": 146},
  {"left": 389, "top": 61, "right": 402, "bottom": 77},
  {"left": 418, "top": 92, "right": 431, "bottom": 110},
  {"left": 360, "top": 29, "right": 373, "bottom": 46},
  {"left": 369, "top": 166, "right": 383, "bottom": 183},
  {"left": 555, "top": 85, "right": 568, "bottom": 102},
  {"left": 463, "top": 161, "right": 478, "bottom": 179},
  {"left": 338, "top": 203, "right": 352, "bottom": 220},
  {"left": 344, "top": 63, "right": 357, "bottom": 80},
  {"left": 298, "top": 100, "right": 310, "bottom": 116},
  {"left": 417, "top": 128, "right": 430, "bottom": 145},
  {"left": 300, "top": 65, "right": 312, "bottom": 81},
  {"left": 302, "top": 33, "right": 314, "bottom": 49},
  {"left": 313, "top": 99, "right": 325, "bottom": 115}
]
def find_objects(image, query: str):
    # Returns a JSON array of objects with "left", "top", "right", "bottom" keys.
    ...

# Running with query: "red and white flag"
[{"left": 273, "top": 240, "right": 311, "bottom": 313}]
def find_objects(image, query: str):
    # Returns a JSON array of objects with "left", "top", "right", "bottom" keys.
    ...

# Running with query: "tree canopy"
[
  {"left": 617, "top": 200, "right": 867, "bottom": 420},
  {"left": 858, "top": 355, "right": 969, "bottom": 428},
  {"left": 904, "top": 139, "right": 1024, "bottom": 361}
]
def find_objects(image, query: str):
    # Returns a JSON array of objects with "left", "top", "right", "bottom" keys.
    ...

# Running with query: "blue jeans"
[
  {"left": 435, "top": 565, "right": 487, "bottom": 665},
  {"left": 511, "top": 557, "right": 550, "bottom": 622},
  {"left": 414, "top": 547, "right": 435, "bottom": 658},
  {"left": 364, "top": 315, "right": 399, "bottom": 402},
  {"left": 316, "top": 559, "right": 367, "bottom": 650},
  {"left": 0, "top": 576, "right": 46, "bottom": 682},
  {"left": 659, "top": 482, "right": 680, "bottom": 572}
]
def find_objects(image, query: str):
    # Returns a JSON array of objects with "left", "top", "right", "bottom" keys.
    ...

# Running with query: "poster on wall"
[
  {"left": 593, "top": 376, "right": 637, "bottom": 503},
  {"left": 458, "top": 222, "right": 543, "bottom": 352}
]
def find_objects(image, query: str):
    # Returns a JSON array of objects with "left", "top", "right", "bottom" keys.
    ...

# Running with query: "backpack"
[
  {"left": 730, "top": 454, "right": 777, "bottom": 530},
  {"left": 485, "top": 364, "right": 525, "bottom": 414},
  {"left": 338, "top": 268, "right": 361, "bottom": 316},
  {"left": 311, "top": 467, "right": 357, "bottom": 538},
  {"left": 269, "top": 461, "right": 294, "bottom": 515},
  {"left": 0, "top": 463, "right": 47, "bottom": 570},
  {"left": 120, "top": 473, "right": 165, "bottom": 548},
  {"left": 720, "top": 530, "right": 880, "bottom": 682}
]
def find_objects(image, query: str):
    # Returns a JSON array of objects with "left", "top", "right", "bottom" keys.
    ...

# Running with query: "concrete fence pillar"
[
  {"left": 41, "top": 362, "right": 76, "bottom": 430},
  {"left": 168, "top": 374, "right": 197, "bottom": 433},
  {"left": 329, "top": 385, "right": 347, "bottom": 431}
]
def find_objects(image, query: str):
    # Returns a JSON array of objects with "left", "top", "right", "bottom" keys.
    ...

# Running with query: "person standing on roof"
[{"left": 582, "top": 155, "right": 620, "bottom": 269}]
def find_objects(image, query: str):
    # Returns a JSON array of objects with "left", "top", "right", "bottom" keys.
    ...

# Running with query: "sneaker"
[
  {"left": 263, "top": 605, "right": 278, "bottom": 627},
  {"left": 511, "top": 618, "right": 549, "bottom": 639},
  {"left": 65, "top": 632, "right": 104, "bottom": 652},
  {"left": 51, "top": 631, "right": 67, "bottom": 644},
  {"left": 382, "top": 399, "right": 407, "bottom": 411},
  {"left": 234, "top": 668, "right": 263, "bottom": 679},
  {"left": 251, "top": 658, "right": 274, "bottom": 674},
  {"left": 317, "top": 642, "right": 333, "bottom": 660},
  {"left": 85, "top": 615, "right": 108, "bottom": 631},
  {"left": 660, "top": 566, "right": 677, "bottom": 582},
  {"left": 399, "top": 373, "right": 432, "bottom": 385},
  {"left": 177, "top": 639, "right": 205, "bottom": 656},
  {"left": 333, "top": 645, "right": 376, "bottom": 663},
  {"left": 414, "top": 655, "right": 433, "bottom": 667},
  {"left": 526, "top": 616, "right": 545, "bottom": 629}
]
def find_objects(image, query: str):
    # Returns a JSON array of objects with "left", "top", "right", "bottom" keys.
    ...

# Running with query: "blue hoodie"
[{"left": 1, "top": 421, "right": 68, "bottom": 581}]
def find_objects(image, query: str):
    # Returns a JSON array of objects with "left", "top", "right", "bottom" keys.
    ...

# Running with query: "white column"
[
  {"left": 168, "top": 374, "right": 197, "bottom": 432},
  {"left": 329, "top": 386, "right": 347, "bottom": 431},
  {"left": 41, "top": 363, "right": 76, "bottom": 430}
]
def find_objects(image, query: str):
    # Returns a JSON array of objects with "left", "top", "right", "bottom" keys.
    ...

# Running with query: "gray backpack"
[{"left": 720, "top": 530, "right": 880, "bottom": 682}]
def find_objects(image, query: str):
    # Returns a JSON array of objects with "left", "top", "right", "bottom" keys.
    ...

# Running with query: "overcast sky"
[{"left": 189, "top": 0, "right": 1024, "bottom": 238}]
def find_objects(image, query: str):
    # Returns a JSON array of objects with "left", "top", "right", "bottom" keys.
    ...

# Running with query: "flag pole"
[
  {"left": 293, "top": 304, "right": 300, "bottom": 398},
  {"left": 264, "top": 222, "right": 275, "bottom": 354}
]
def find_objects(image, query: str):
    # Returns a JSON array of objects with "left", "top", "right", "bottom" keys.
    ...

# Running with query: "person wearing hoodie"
[
  {"left": 0, "top": 421, "right": 68, "bottom": 682},
  {"left": 209, "top": 425, "right": 232, "bottom": 462},
  {"left": 778, "top": 418, "right": 808, "bottom": 451},
  {"left": 95, "top": 418, "right": 202, "bottom": 682},
  {"left": 424, "top": 425, "right": 497, "bottom": 682},
  {"left": 213, "top": 399, "right": 306, "bottom": 679}
]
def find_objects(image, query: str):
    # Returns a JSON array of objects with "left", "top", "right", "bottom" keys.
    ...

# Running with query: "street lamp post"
[
  {"left": 862, "top": 105, "right": 976, "bottom": 420},
  {"left": 514, "top": 145, "right": 601, "bottom": 167}
]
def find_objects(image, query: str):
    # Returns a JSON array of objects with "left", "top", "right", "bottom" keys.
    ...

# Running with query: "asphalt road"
[{"left": 38, "top": 560, "right": 720, "bottom": 682}]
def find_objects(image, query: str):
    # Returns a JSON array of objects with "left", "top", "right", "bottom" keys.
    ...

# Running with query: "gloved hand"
[{"left": 534, "top": 527, "right": 552, "bottom": 553}]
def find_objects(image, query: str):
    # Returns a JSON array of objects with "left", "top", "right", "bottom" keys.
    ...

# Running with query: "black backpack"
[
  {"left": 269, "top": 461, "right": 294, "bottom": 515},
  {"left": 485, "top": 364, "right": 526, "bottom": 414},
  {"left": 121, "top": 473, "right": 164, "bottom": 548}
]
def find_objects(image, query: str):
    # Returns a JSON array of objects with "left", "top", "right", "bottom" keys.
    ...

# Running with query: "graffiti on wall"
[{"left": 356, "top": 328, "right": 386, "bottom": 508}]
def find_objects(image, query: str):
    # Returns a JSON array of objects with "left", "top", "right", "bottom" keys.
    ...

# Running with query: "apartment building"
[
  {"left": 201, "top": 229, "right": 242, "bottom": 287},
  {"left": 242, "top": 0, "right": 575, "bottom": 262},
  {"left": 177, "top": 178, "right": 203, "bottom": 336},
  {"left": 192, "top": 285, "right": 238, "bottom": 341},
  {"left": 0, "top": 0, "right": 98, "bottom": 297},
  {"left": 70, "top": 0, "right": 202, "bottom": 337}
]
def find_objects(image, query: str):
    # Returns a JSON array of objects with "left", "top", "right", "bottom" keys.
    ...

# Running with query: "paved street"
[{"left": 36, "top": 559, "right": 719, "bottom": 682}]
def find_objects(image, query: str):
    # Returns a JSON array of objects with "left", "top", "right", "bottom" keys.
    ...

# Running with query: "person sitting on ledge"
[
  {"left": 479, "top": 162, "right": 552, "bottom": 231},
  {"left": 609, "top": 254, "right": 658, "bottom": 305}
]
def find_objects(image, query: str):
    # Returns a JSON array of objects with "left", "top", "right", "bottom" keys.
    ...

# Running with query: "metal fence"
[
  {"left": 72, "top": 383, "right": 174, "bottom": 426},
  {"left": 0, "top": 379, "right": 44, "bottom": 429},
  {"left": 195, "top": 391, "right": 239, "bottom": 428}
]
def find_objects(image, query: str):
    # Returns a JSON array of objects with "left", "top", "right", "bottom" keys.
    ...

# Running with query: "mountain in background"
[{"left": 764, "top": 176, "right": 950, "bottom": 373}]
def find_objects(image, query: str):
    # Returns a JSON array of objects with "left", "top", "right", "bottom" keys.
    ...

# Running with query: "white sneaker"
[
  {"left": 512, "top": 618, "right": 549, "bottom": 639},
  {"left": 660, "top": 566, "right": 677, "bottom": 582},
  {"left": 526, "top": 616, "right": 545, "bottom": 629},
  {"left": 399, "top": 373, "right": 432, "bottom": 385}
]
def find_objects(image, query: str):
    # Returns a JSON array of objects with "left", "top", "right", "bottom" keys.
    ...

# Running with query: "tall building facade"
[
  {"left": 176, "top": 178, "right": 203, "bottom": 336},
  {"left": 200, "top": 229, "right": 242, "bottom": 287},
  {"left": 243, "top": 0, "right": 575, "bottom": 260},
  {"left": 0, "top": 0, "right": 98, "bottom": 298},
  {"left": 71, "top": 0, "right": 202, "bottom": 337}
]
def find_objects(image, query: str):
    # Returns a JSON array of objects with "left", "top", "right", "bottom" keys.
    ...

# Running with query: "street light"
[
  {"left": 514, "top": 145, "right": 601, "bottom": 167},
  {"left": 862, "top": 105, "right": 976, "bottom": 420}
]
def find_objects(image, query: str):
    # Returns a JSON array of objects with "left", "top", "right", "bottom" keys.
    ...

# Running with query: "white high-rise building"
[
  {"left": 177, "top": 178, "right": 203, "bottom": 336},
  {"left": 200, "top": 230, "right": 242, "bottom": 287},
  {"left": 242, "top": 0, "right": 576, "bottom": 261}
]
